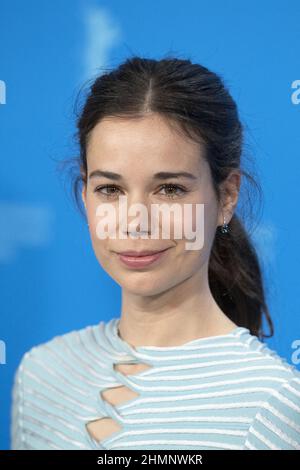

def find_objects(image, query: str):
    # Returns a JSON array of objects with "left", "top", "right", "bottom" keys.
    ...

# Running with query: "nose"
[{"left": 118, "top": 192, "right": 154, "bottom": 238}]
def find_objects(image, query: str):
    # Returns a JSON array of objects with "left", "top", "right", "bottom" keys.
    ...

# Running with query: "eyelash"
[{"left": 94, "top": 183, "right": 188, "bottom": 199}]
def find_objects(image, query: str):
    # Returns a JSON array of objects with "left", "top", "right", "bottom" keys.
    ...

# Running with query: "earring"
[{"left": 220, "top": 215, "right": 230, "bottom": 234}]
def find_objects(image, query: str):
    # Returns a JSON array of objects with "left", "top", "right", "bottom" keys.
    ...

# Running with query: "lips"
[
  {"left": 117, "top": 249, "right": 169, "bottom": 257},
  {"left": 116, "top": 248, "right": 170, "bottom": 268}
]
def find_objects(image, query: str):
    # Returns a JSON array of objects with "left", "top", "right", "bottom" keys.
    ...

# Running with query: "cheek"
[
  {"left": 203, "top": 199, "right": 219, "bottom": 242},
  {"left": 86, "top": 205, "right": 110, "bottom": 262},
  {"left": 175, "top": 198, "right": 217, "bottom": 252},
  {"left": 86, "top": 196, "right": 116, "bottom": 243},
  {"left": 155, "top": 202, "right": 202, "bottom": 242},
  {"left": 178, "top": 241, "right": 207, "bottom": 271}
]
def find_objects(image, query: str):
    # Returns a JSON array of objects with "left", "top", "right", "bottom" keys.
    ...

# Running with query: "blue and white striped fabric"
[{"left": 11, "top": 317, "right": 300, "bottom": 450}]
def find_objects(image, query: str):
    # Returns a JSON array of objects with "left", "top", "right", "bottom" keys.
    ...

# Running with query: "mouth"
[
  {"left": 117, "top": 249, "right": 170, "bottom": 257},
  {"left": 115, "top": 248, "right": 171, "bottom": 268}
]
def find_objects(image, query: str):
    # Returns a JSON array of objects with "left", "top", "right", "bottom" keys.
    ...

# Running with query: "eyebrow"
[{"left": 88, "top": 170, "right": 197, "bottom": 181}]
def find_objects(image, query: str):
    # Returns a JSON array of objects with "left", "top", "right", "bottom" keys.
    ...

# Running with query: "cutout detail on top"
[
  {"left": 86, "top": 417, "right": 122, "bottom": 442},
  {"left": 113, "top": 362, "right": 152, "bottom": 376},
  {"left": 85, "top": 361, "right": 153, "bottom": 445},
  {"left": 101, "top": 384, "right": 139, "bottom": 406}
]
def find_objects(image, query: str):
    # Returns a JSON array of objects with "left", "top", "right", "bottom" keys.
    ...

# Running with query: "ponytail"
[{"left": 209, "top": 214, "right": 273, "bottom": 339}]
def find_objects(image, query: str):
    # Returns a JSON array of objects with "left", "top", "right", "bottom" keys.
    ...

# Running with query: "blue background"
[{"left": 0, "top": 0, "right": 299, "bottom": 450}]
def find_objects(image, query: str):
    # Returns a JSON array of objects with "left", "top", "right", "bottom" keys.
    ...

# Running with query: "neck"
[{"left": 118, "top": 266, "right": 237, "bottom": 348}]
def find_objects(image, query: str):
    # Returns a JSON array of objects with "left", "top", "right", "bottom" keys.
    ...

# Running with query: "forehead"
[{"left": 86, "top": 114, "right": 205, "bottom": 173}]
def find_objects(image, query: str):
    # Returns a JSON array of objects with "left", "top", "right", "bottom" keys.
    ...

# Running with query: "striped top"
[{"left": 11, "top": 317, "right": 300, "bottom": 450}]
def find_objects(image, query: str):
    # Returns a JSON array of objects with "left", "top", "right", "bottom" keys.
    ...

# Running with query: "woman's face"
[{"left": 82, "top": 113, "right": 227, "bottom": 296}]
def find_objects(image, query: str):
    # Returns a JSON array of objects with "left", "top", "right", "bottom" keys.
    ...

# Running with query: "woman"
[{"left": 11, "top": 56, "right": 300, "bottom": 450}]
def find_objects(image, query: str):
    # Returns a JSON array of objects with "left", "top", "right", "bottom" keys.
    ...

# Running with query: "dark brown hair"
[{"left": 68, "top": 54, "right": 273, "bottom": 340}]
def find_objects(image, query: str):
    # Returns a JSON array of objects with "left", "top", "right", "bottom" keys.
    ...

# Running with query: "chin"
[{"left": 118, "top": 274, "right": 170, "bottom": 296}]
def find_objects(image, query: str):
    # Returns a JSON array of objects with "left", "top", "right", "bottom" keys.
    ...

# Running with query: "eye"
[
  {"left": 158, "top": 184, "right": 187, "bottom": 198},
  {"left": 94, "top": 183, "right": 187, "bottom": 199},
  {"left": 94, "top": 184, "right": 122, "bottom": 198}
]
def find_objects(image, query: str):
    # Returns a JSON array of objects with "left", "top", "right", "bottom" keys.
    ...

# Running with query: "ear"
[
  {"left": 217, "top": 170, "right": 241, "bottom": 226},
  {"left": 81, "top": 184, "right": 87, "bottom": 212},
  {"left": 80, "top": 165, "right": 87, "bottom": 209}
]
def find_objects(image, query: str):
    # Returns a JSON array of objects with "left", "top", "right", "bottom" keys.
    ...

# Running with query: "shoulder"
[
  {"left": 11, "top": 320, "right": 110, "bottom": 449},
  {"left": 233, "top": 327, "right": 300, "bottom": 382},
  {"left": 243, "top": 373, "right": 300, "bottom": 449},
  {"left": 233, "top": 329, "right": 300, "bottom": 449},
  {"left": 15, "top": 321, "right": 106, "bottom": 370},
  {"left": 12, "top": 320, "right": 110, "bottom": 397}
]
